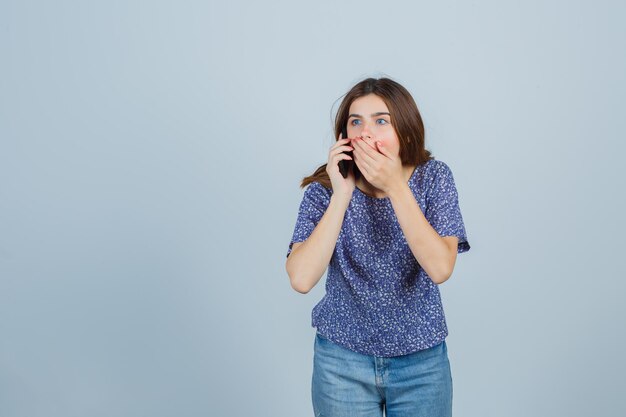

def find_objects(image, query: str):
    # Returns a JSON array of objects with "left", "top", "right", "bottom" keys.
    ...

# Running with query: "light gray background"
[{"left": 1, "top": 0, "right": 625, "bottom": 416}]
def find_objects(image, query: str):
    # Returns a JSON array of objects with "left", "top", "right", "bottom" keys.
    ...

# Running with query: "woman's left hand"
[{"left": 352, "top": 138, "right": 404, "bottom": 195}]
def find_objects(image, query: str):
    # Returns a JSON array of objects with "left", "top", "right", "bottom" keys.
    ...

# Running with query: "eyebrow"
[{"left": 348, "top": 112, "right": 391, "bottom": 118}]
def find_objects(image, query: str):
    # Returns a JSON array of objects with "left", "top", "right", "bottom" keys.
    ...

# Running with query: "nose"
[
  {"left": 349, "top": 121, "right": 374, "bottom": 141},
  {"left": 358, "top": 126, "right": 372, "bottom": 139}
]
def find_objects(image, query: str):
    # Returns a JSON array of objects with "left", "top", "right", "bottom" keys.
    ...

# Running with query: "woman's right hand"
[{"left": 326, "top": 132, "right": 355, "bottom": 201}]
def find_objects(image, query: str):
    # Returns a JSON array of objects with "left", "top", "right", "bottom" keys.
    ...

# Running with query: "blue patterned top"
[{"left": 287, "top": 159, "right": 470, "bottom": 357}]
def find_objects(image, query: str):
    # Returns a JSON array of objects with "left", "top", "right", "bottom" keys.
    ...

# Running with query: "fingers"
[
  {"left": 330, "top": 145, "right": 354, "bottom": 157},
  {"left": 332, "top": 137, "right": 352, "bottom": 147},
  {"left": 331, "top": 137, "right": 353, "bottom": 150},
  {"left": 329, "top": 134, "right": 354, "bottom": 164},
  {"left": 334, "top": 138, "right": 352, "bottom": 146},
  {"left": 337, "top": 130, "right": 355, "bottom": 141},
  {"left": 352, "top": 138, "right": 380, "bottom": 164}
]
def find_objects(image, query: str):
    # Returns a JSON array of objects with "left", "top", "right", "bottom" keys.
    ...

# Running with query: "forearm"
[
  {"left": 388, "top": 183, "right": 451, "bottom": 284},
  {"left": 286, "top": 195, "right": 350, "bottom": 293}
]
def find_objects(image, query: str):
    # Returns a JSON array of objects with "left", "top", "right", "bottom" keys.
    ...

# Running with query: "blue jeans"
[{"left": 312, "top": 332, "right": 453, "bottom": 417}]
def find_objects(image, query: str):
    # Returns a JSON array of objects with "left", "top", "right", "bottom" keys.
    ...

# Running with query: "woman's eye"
[{"left": 350, "top": 119, "right": 389, "bottom": 126}]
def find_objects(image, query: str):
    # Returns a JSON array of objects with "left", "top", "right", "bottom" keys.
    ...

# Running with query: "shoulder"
[
  {"left": 303, "top": 181, "right": 333, "bottom": 203},
  {"left": 426, "top": 159, "right": 451, "bottom": 176},
  {"left": 423, "top": 159, "right": 459, "bottom": 200},
  {"left": 423, "top": 159, "right": 456, "bottom": 184},
  {"left": 305, "top": 181, "right": 332, "bottom": 195},
  {"left": 419, "top": 159, "right": 449, "bottom": 187}
]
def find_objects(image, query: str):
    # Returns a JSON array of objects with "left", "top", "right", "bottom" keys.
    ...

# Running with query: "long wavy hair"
[{"left": 299, "top": 77, "right": 434, "bottom": 189}]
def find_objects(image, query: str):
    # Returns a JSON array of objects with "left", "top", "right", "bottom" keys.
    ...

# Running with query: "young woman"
[{"left": 285, "top": 77, "right": 470, "bottom": 417}]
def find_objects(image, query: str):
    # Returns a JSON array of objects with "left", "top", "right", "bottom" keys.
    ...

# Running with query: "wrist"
[
  {"left": 387, "top": 182, "right": 411, "bottom": 201},
  {"left": 330, "top": 193, "right": 352, "bottom": 208}
]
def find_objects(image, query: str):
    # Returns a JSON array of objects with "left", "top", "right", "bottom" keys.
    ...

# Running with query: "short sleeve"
[
  {"left": 425, "top": 161, "right": 470, "bottom": 254},
  {"left": 286, "top": 182, "right": 332, "bottom": 258}
]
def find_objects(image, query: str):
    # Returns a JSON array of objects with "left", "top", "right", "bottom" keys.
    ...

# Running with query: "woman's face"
[{"left": 346, "top": 94, "right": 400, "bottom": 158}]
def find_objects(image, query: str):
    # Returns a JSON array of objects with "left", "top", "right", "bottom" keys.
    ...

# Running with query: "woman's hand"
[
  {"left": 326, "top": 132, "right": 355, "bottom": 201},
  {"left": 352, "top": 137, "right": 404, "bottom": 195}
]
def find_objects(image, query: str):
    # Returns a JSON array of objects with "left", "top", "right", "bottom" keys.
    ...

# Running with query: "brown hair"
[{"left": 299, "top": 76, "right": 434, "bottom": 189}]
